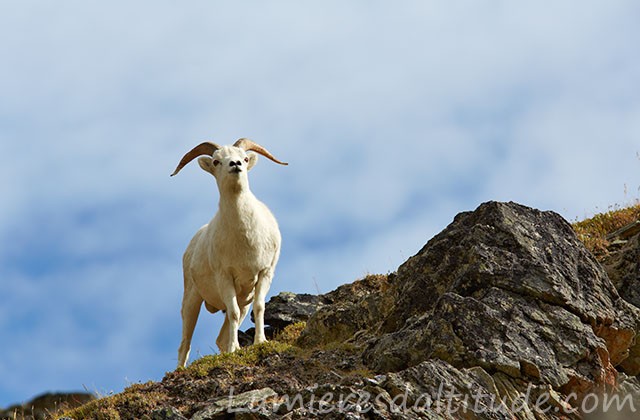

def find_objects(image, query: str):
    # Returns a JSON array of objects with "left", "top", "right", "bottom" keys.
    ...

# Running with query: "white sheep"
[{"left": 170, "top": 138, "right": 287, "bottom": 368}]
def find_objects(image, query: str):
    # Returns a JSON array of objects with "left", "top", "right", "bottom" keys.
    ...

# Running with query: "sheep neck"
[{"left": 217, "top": 185, "right": 257, "bottom": 221}]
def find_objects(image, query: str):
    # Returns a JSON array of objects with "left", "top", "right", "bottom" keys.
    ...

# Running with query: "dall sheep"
[{"left": 171, "top": 138, "right": 287, "bottom": 368}]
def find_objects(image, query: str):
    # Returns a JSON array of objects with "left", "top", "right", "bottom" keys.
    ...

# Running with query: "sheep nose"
[{"left": 229, "top": 160, "right": 242, "bottom": 167}]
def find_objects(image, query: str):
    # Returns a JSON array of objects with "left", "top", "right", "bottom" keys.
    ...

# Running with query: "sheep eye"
[
  {"left": 213, "top": 160, "right": 220, "bottom": 166},
  {"left": 244, "top": 157, "right": 249, "bottom": 163}
]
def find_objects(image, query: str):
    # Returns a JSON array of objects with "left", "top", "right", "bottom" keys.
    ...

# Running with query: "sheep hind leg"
[{"left": 177, "top": 286, "right": 203, "bottom": 369}]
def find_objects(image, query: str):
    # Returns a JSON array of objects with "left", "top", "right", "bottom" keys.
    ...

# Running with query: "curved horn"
[
  {"left": 170, "top": 142, "right": 221, "bottom": 176},
  {"left": 233, "top": 138, "right": 288, "bottom": 165}
]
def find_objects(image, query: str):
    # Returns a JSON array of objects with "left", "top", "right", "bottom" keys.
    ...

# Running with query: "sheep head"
[{"left": 170, "top": 138, "right": 288, "bottom": 179}]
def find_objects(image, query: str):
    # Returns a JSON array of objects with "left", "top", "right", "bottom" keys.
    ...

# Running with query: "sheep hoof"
[{"left": 226, "top": 341, "right": 241, "bottom": 353}]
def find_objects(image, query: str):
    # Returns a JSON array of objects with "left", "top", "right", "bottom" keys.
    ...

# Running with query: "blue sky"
[{"left": 1, "top": 0, "right": 640, "bottom": 407}]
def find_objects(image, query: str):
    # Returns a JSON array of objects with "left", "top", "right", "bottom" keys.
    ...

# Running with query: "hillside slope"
[{"left": 14, "top": 201, "right": 640, "bottom": 419}]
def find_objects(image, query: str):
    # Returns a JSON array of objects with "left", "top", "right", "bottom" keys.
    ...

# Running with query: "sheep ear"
[
  {"left": 247, "top": 152, "right": 258, "bottom": 170},
  {"left": 198, "top": 156, "right": 215, "bottom": 174}
]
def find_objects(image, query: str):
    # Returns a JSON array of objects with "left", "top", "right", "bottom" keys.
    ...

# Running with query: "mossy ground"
[
  {"left": 185, "top": 340, "right": 294, "bottom": 378},
  {"left": 58, "top": 383, "right": 166, "bottom": 420},
  {"left": 572, "top": 202, "right": 640, "bottom": 256}
]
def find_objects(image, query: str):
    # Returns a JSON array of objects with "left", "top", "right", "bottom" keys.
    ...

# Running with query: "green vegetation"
[
  {"left": 186, "top": 340, "right": 294, "bottom": 378},
  {"left": 572, "top": 202, "right": 640, "bottom": 255},
  {"left": 274, "top": 321, "right": 306, "bottom": 345}
]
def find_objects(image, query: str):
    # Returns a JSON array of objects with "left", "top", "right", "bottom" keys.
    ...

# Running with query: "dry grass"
[
  {"left": 572, "top": 202, "right": 640, "bottom": 256},
  {"left": 274, "top": 321, "right": 307, "bottom": 345},
  {"left": 59, "top": 382, "right": 165, "bottom": 420}
]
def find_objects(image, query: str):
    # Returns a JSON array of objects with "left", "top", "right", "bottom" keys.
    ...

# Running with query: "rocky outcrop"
[
  {"left": 360, "top": 202, "right": 640, "bottom": 398},
  {"left": 299, "top": 201, "right": 640, "bottom": 414}
]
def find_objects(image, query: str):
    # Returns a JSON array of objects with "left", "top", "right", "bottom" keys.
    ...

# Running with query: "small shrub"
[
  {"left": 572, "top": 202, "right": 640, "bottom": 255},
  {"left": 274, "top": 321, "right": 307, "bottom": 344}
]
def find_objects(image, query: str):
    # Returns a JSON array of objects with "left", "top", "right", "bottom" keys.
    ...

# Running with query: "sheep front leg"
[
  {"left": 219, "top": 289, "right": 242, "bottom": 353},
  {"left": 216, "top": 303, "right": 250, "bottom": 352},
  {"left": 253, "top": 269, "right": 273, "bottom": 344}
]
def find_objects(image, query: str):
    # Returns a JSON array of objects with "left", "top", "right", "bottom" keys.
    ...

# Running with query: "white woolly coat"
[{"left": 184, "top": 192, "right": 281, "bottom": 312}]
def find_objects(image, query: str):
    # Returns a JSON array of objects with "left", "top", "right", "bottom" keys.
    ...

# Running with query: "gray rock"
[
  {"left": 602, "top": 233, "right": 640, "bottom": 375},
  {"left": 240, "top": 292, "right": 327, "bottom": 344},
  {"left": 381, "top": 359, "right": 516, "bottom": 419},
  {"left": 258, "top": 291, "right": 328, "bottom": 330},
  {"left": 191, "top": 387, "right": 277, "bottom": 420},
  {"left": 237, "top": 328, "right": 254, "bottom": 347},
  {"left": 603, "top": 232, "right": 640, "bottom": 310},
  {"left": 380, "top": 202, "right": 635, "bottom": 335},
  {"left": 369, "top": 289, "right": 611, "bottom": 391}
]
